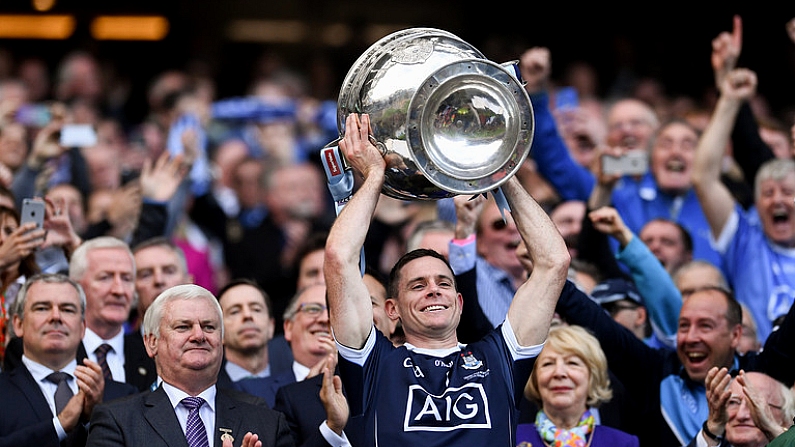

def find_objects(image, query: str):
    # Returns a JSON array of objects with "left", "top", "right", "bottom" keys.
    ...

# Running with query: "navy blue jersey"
[{"left": 337, "top": 322, "right": 539, "bottom": 447}]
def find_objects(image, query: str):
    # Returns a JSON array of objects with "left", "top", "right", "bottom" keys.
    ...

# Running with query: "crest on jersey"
[{"left": 460, "top": 352, "right": 482, "bottom": 370}]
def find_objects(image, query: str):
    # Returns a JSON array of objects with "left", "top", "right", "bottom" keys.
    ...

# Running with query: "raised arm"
[
  {"left": 503, "top": 177, "right": 570, "bottom": 346},
  {"left": 691, "top": 68, "right": 758, "bottom": 238},
  {"left": 324, "top": 113, "right": 386, "bottom": 349}
]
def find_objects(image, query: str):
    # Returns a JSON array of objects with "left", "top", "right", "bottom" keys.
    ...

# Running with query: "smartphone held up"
[{"left": 601, "top": 150, "right": 649, "bottom": 176}]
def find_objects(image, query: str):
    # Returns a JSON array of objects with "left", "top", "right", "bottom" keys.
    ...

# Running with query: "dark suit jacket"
[
  {"left": 0, "top": 361, "right": 137, "bottom": 447},
  {"left": 234, "top": 369, "right": 296, "bottom": 408},
  {"left": 273, "top": 374, "right": 366, "bottom": 447},
  {"left": 86, "top": 385, "right": 294, "bottom": 447},
  {"left": 121, "top": 332, "right": 158, "bottom": 392},
  {"left": 4, "top": 334, "right": 158, "bottom": 393}
]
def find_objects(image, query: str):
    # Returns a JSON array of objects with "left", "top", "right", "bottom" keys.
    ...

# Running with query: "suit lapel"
[
  {"left": 144, "top": 387, "right": 190, "bottom": 447},
  {"left": 9, "top": 365, "right": 53, "bottom": 421},
  {"left": 214, "top": 389, "right": 248, "bottom": 447},
  {"left": 77, "top": 341, "right": 88, "bottom": 364}
]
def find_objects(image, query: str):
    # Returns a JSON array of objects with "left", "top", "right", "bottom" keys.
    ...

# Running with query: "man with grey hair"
[
  {"left": 68, "top": 236, "right": 149, "bottom": 390},
  {"left": 689, "top": 367, "right": 795, "bottom": 447},
  {"left": 691, "top": 67, "right": 795, "bottom": 343},
  {"left": 87, "top": 284, "right": 294, "bottom": 447},
  {"left": 127, "top": 237, "right": 195, "bottom": 390},
  {"left": 0, "top": 273, "right": 136, "bottom": 447}
]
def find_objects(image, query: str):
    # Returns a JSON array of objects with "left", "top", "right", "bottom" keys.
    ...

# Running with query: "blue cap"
[{"left": 591, "top": 278, "right": 643, "bottom": 306}]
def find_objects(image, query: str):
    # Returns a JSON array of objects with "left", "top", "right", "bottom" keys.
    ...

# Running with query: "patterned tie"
[
  {"left": 95, "top": 343, "right": 113, "bottom": 381},
  {"left": 45, "top": 371, "right": 74, "bottom": 415},
  {"left": 181, "top": 397, "right": 210, "bottom": 447}
]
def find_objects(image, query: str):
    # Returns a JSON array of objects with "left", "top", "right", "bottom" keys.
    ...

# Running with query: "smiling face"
[
  {"left": 606, "top": 99, "right": 658, "bottom": 150},
  {"left": 283, "top": 284, "right": 332, "bottom": 367},
  {"left": 387, "top": 255, "right": 462, "bottom": 347},
  {"left": 476, "top": 201, "right": 522, "bottom": 277},
  {"left": 146, "top": 295, "right": 223, "bottom": 392},
  {"left": 755, "top": 170, "right": 795, "bottom": 247},
  {"left": 14, "top": 281, "right": 86, "bottom": 370},
  {"left": 650, "top": 121, "right": 699, "bottom": 195},
  {"left": 534, "top": 347, "right": 590, "bottom": 418},
  {"left": 676, "top": 289, "right": 741, "bottom": 383},
  {"left": 724, "top": 372, "right": 789, "bottom": 447}
]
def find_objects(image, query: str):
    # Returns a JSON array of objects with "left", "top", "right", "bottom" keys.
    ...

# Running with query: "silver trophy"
[{"left": 327, "top": 27, "right": 534, "bottom": 201}]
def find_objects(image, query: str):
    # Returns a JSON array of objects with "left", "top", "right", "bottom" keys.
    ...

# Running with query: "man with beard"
[{"left": 691, "top": 67, "right": 795, "bottom": 343}]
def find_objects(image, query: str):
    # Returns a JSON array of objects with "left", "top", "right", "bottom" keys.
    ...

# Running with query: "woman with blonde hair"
[{"left": 517, "top": 325, "right": 639, "bottom": 447}]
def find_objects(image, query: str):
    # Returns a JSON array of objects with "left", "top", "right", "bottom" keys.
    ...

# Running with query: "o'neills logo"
[{"left": 324, "top": 148, "right": 341, "bottom": 176}]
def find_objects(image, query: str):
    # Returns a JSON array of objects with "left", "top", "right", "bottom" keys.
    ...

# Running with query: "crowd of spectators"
[{"left": 0, "top": 12, "right": 794, "bottom": 447}]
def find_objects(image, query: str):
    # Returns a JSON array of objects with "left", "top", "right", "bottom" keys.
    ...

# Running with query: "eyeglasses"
[{"left": 294, "top": 303, "right": 327, "bottom": 317}]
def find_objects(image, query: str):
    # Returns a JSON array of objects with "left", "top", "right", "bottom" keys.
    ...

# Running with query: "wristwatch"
[{"left": 702, "top": 420, "right": 724, "bottom": 443}]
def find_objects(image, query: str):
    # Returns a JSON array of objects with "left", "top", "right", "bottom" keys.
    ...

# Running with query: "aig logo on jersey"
[{"left": 403, "top": 383, "right": 491, "bottom": 431}]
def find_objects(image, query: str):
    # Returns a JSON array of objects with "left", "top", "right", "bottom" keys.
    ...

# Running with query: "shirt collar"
[
  {"left": 22, "top": 355, "right": 78, "bottom": 383},
  {"left": 225, "top": 360, "right": 270, "bottom": 381},
  {"left": 83, "top": 327, "right": 125, "bottom": 355},
  {"left": 162, "top": 381, "right": 217, "bottom": 413}
]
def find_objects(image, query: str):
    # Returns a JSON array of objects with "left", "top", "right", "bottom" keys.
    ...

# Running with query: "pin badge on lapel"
[{"left": 220, "top": 428, "right": 233, "bottom": 444}]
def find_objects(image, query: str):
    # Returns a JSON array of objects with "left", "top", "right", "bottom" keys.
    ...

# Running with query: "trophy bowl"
[{"left": 335, "top": 27, "right": 534, "bottom": 200}]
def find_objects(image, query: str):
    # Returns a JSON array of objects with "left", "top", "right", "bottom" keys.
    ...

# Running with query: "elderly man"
[
  {"left": 68, "top": 236, "right": 155, "bottom": 391},
  {"left": 323, "top": 113, "right": 570, "bottom": 446},
  {"left": 688, "top": 368, "right": 795, "bottom": 447},
  {"left": 0, "top": 273, "right": 136, "bottom": 447},
  {"left": 86, "top": 284, "right": 294, "bottom": 447}
]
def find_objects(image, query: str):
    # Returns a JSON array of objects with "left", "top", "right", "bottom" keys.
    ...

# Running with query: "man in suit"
[
  {"left": 68, "top": 236, "right": 157, "bottom": 391},
  {"left": 86, "top": 284, "right": 294, "bottom": 447},
  {"left": 273, "top": 272, "right": 396, "bottom": 447},
  {"left": 217, "top": 279, "right": 292, "bottom": 386},
  {"left": 234, "top": 283, "right": 334, "bottom": 407},
  {"left": 129, "top": 236, "right": 195, "bottom": 390},
  {"left": 0, "top": 273, "right": 136, "bottom": 447},
  {"left": 2, "top": 236, "right": 155, "bottom": 392}
]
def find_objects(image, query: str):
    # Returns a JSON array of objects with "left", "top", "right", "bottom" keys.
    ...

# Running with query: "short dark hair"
[
  {"left": 685, "top": 285, "right": 742, "bottom": 327},
  {"left": 293, "top": 230, "right": 329, "bottom": 270},
  {"left": 217, "top": 278, "right": 274, "bottom": 319},
  {"left": 388, "top": 249, "right": 456, "bottom": 299}
]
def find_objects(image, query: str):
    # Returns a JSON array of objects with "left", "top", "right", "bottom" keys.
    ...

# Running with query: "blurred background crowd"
[{"left": 1, "top": 2, "right": 795, "bottom": 446}]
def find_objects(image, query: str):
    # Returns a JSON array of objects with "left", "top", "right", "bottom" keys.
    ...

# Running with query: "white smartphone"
[
  {"left": 601, "top": 150, "right": 649, "bottom": 176},
  {"left": 20, "top": 198, "right": 45, "bottom": 232},
  {"left": 60, "top": 124, "right": 98, "bottom": 147}
]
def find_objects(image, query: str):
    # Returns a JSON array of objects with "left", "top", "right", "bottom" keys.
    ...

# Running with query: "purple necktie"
[{"left": 181, "top": 396, "right": 210, "bottom": 447}]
